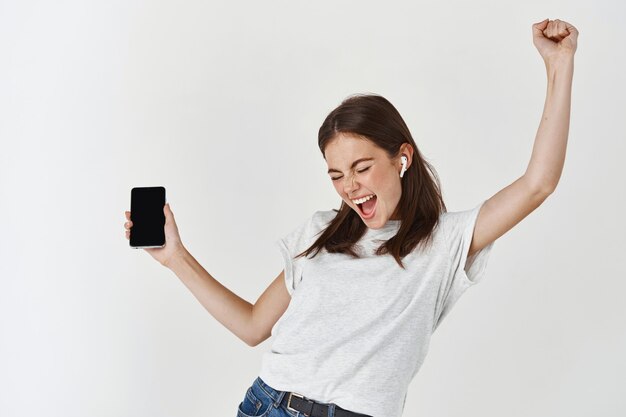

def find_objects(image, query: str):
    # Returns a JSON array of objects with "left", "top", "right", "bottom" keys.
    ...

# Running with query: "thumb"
[
  {"left": 532, "top": 18, "right": 549, "bottom": 36},
  {"left": 164, "top": 203, "right": 174, "bottom": 223}
]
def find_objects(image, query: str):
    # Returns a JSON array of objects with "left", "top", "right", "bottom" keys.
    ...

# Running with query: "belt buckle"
[{"left": 287, "top": 392, "right": 304, "bottom": 414}]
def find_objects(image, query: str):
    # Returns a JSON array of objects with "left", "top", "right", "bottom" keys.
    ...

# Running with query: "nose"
[{"left": 342, "top": 172, "right": 357, "bottom": 195}]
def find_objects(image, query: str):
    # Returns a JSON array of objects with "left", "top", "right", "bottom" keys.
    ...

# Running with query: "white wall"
[{"left": 1, "top": 1, "right": 624, "bottom": 416}]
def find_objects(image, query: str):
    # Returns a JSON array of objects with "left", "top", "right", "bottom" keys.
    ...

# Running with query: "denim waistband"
[
  {"left": 254, "top": 376, "right": 338, "bottom": 416},
  {"left": 254, "top": 376, "right": 286, "bottom": 404}
]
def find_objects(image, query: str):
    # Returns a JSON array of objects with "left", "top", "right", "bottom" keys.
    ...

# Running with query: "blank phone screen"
[{"left": 129, "top": 186, "right": 166, "bottom": 248}]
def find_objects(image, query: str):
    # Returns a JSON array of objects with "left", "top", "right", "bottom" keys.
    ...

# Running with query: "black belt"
[{"left": 279, "top": 391, "right": 372, "bottom": 417}]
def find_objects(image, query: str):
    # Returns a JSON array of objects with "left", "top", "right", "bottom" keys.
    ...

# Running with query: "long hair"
[{"left": 296, "top": 93, "right": 447, "bottom": 269}]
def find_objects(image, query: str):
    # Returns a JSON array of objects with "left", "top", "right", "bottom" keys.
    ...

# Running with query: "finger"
[
  {"left": 546, "top": 20, "right": 557, "bottom": 38},
  {"left": 564, "top": 22, "right": 578, "bottom": 34},
  {"left": 125, "top": 211, "right": 130, "bottom": 220},
  {"left": 532, "top": 18, "right": 549, "bottom": 35},
  {"left": 555, "top": 20, "right": 568, "bottom": 39},
  {"left": 164, "top": 203, "right": 173, "bottom": 222},
  {"left": 533, "top": 19, "right": 550, "bottom": 30},
  {"left": 559, "top": 21, "right": 572, "bottom": 38},
  {"left": 547, "top": 20, "right": 566, "bottom": 41},
  {"left": 125, "top": 221, "right": 133, "bottom": 230},
  {"left": 564, "top": 22, "right": 579, "bottom": 41},
  {"left": 126, "top": 230, "right": 130, "bottom": 239}
]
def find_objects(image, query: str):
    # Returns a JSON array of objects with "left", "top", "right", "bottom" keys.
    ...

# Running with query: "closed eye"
[{"left": 331, "top": 167, "right": 370, "bottom": 181}]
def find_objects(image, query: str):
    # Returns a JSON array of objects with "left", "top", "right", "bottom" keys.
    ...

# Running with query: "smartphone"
[{"left": 129, "top": 186, "right": 166, "bottom": 249}]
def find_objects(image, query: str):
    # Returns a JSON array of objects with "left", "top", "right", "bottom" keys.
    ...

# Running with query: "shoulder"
[
  {"left": 437, "top": 202, "right": 485, "bottom": 248},
  {"left": 299, "top": 209, "right": 338, "bottom": 237},
  {"left": 439, "top": 203, "right": 482, "bottom": 228},
  {"left": 281, "top": 209, "right": 337, "bottom": 241}
]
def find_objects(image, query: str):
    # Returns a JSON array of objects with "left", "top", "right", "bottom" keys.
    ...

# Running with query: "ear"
[{"left": 399, "top": 143, "right": 414, "bottom": 168}]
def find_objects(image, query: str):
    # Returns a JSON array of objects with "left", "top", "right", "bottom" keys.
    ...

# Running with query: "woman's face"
[{"left": 325, "top": 133, "right": 410, "bottom": 229}]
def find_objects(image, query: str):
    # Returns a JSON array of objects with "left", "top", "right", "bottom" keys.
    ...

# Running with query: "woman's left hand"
[{"left": 532, "top": 18, "right": 578, "bottom": 64}]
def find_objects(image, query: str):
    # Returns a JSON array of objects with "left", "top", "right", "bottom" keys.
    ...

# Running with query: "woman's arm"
[
  {"left": 467, "top": 19, "right": 579, "bottom": 257},
  {"left": 524, "top": 18, "right": 579, "bottom": 191},
  {"left": 166, "top": 251, "right": 291, "bottom": 347},
  {"left": 524, "top": 54, "right": 575, "bottom": 192}
]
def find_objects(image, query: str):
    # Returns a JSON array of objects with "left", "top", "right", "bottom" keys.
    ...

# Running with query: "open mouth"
[{"left": 356, "top": 194, "right": 377, "bottom": 218}]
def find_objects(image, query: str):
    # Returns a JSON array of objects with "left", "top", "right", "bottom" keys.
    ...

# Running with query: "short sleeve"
[
  {"left": 274, "top": 211, "right": 330, "bottom": 296},
  {"left": 433, "top": 200, "right": 495, "bottom": 330}
]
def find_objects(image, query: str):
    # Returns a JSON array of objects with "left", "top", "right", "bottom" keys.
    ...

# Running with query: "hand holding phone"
[{"left": 125, "top": 186, "right": 187, "bottom": 268}]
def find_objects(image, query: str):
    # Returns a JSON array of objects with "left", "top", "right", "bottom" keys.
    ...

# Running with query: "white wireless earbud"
[{"left": 400, "top": 155, "right": 408, "bottom": 178}]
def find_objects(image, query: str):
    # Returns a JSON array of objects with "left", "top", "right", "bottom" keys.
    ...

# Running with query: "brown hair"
[{"left": 296, "top": 93, "right": 447, "bottom": 269}]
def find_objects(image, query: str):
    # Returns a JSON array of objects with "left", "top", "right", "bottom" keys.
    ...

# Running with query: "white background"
[{"left": 1, "top": 1, "right": 625, "bottom": 416}]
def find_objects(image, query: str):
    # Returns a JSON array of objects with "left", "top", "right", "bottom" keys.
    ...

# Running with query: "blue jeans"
[{"left": 236, "top": 376, "right": 338, "bottom": 417}]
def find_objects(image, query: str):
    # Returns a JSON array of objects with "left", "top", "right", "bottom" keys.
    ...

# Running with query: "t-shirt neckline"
[{"left": 364, "top": 219, "right": 401, "bottom": 235}]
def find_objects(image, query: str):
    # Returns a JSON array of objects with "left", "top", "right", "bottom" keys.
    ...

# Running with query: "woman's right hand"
[{"left": 124, "top": 203, "right": 187, "bottom": 268}]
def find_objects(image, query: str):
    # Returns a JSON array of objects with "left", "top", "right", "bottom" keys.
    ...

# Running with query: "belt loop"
[
  {"left": 275, "top": 390, "right": 286, "bottom": 407},
  {"left": 328, "top": 403, "right": 335, "bottom": 417}
]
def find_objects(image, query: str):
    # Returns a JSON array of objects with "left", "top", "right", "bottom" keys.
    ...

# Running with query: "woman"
[{"left": 123, "top": 18, "right": 577, "bottom": 417}]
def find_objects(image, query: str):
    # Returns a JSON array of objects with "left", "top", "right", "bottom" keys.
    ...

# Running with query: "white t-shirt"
[{"left": 258, "top": 201, "right": 495, "bottom": 417}]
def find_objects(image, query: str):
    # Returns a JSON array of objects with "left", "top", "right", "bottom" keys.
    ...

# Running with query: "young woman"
[{"left": 124, "top": 18, "right": 577, "bottom": 417}]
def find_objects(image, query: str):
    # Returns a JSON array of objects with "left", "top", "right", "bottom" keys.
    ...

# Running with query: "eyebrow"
[{"left": 327, "top": 157, "right": 375, "bottom": 174}]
